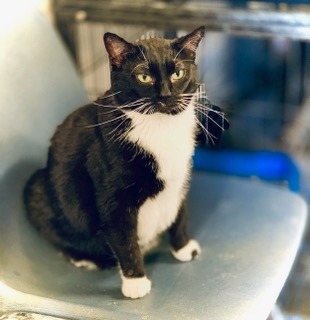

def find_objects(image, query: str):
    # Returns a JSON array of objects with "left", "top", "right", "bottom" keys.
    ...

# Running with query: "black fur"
[{"left": 24, "top": 27, "right": 205, "bottom": 289}]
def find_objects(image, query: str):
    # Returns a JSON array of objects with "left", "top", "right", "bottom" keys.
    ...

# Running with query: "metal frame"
[{"left": 54, "top": 0, "right": 310, "bottom": 40}]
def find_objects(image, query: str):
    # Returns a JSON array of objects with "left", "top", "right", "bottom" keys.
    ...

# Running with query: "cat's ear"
[
  {"left": 104, "top": 33, "right": 134, "bottom": 68},
  {"left": 172, "top": 26, "right": 205, "bottom": 60}
]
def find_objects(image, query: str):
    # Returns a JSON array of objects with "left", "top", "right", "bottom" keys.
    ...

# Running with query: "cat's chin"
[{"left": 154, "top": 103, "right": 186, "bottom": 115}]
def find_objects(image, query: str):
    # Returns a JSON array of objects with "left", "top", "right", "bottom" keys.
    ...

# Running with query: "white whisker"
[
  {"left": 195, "top": 105, "right": 227, "bottom": 124},
  {"left": 130, "top": 62, "right": 149, "bottom": 74},
  {"left": 174, "top": 37, "right": 201, "bottom": 61},
  {"left": 137, "top": 44, "right": 150, "bottom": 66},
  {"left": 108, "top": 115, "right": 131, "bottom": 142},
  {"left": 108, "top": 102, "right": 155, "bottom": 142},
  {"left": 180, "top": 93, "right": 197, "bottom": 97},
  {"left": 195, "top": 117, "right": 217, "bottom": 145},
  {"left": 100, "top": 91, "right": 122, "bottom": 99},
  {"left": 196, "top": 108, "right": 225, "bottom": 132},
  {"left": 195, "top": 104, "right": 224, "bottom": 117},
  {"left": 86, "top": 98, "right": 150, "bottom": 129},
  {"left": 175, "top": 59, "right": 195, "bottom": 66},
  {"left": 95, "top": 98, "right": 150, "bottom": 117},
  {"left": 85, "top": 112, "right": 127, "bottom": 129},
  {"left": 94, "top": 104, "right": 117, "bottom": 109}
]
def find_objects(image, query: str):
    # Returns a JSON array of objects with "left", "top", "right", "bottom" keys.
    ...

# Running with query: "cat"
[{"left": 24, "top": 26, "right": 207, "bottom": 299}]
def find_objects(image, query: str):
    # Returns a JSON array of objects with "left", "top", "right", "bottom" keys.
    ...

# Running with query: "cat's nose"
[{"left": 159, "top": 83, "right": 172, "bottom": 98}]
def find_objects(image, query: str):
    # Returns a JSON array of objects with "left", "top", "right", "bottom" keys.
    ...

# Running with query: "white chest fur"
[{"left": 124, "top": 104, "right": 196, "bottom": 250}]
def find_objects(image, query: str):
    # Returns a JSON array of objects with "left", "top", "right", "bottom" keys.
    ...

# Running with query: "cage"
[
  {"left": 53, "top": 0, "right": 310, "bottom": 150},
  {"left": 50, "top": 0, "right": 310, "bottom": 317}
]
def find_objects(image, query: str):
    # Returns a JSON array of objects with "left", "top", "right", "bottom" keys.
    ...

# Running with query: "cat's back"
[
  {"left": 48, "top": 102, "right": 117, "bottom": 165},
  {"left": 51, "top": 104, "right": 98, "bottom": 145}
]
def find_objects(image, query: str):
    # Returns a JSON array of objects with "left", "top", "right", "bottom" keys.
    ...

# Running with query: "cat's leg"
[
  {"left": 103, "top": 222, "right": 151, "bottom": 299},
  {"left": 61, "top": 240, "right": 118, "bottom": 270},
  {"left": 67, "top": 254, "right": 116, "bottom": 270},
  {"left": 169, "top": 200, "right": 201, "bottom": 262}
]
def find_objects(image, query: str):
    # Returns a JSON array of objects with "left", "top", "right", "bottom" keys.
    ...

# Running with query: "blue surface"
[{"left": 193, "top": 148, "right": 301, "bottom": 192}]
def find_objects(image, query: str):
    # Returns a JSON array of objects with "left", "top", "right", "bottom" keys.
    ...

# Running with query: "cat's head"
[{"left": 103, "top": 26, "right": 205, "bottom": 115}]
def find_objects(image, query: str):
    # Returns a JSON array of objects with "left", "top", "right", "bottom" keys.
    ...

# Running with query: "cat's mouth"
[
  {"left": 154, "top": 100, "right": 187, "bottom": 115},
  {"left": 126, "top": 97, "right": 190, "bottom": 115}
]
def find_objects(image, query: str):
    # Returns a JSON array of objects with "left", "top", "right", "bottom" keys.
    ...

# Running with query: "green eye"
[
  {"left": 171, "top": 69, "right": 185, "bottom": 82},
  {"left": 137, "top": 73, "right": 154, "bottom": 84}
]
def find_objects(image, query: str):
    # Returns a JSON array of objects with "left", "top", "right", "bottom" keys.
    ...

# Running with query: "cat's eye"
[
  {"left": 171, "top": 69, "right": 185, "bottom": 82},
  {"left": 136, "top": 73, "right": 154, "bottom": 84}
]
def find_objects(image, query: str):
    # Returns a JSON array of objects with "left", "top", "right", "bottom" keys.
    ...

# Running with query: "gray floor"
[{"left": 278, "top": 155, "right": 310, "bottom": 319}]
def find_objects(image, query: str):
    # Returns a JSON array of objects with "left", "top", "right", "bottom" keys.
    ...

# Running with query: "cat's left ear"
[
  {"left": 172, "top": 26, "right": 205, "bottom": 60},
  {"left": 104, "top": 32, "right": 135, "bottom": 68}
]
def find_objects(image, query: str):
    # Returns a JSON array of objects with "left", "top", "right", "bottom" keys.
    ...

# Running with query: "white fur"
[
  {"left": 121, "top": 275, "right": 152, "bottom": 299},
  {"left": 124, "top": 104, "right": 196, "bottom": 250},
  {"left": 69, "top": 259, "right": 98, "bottom": 270},
  {"left": 172, "top": 239, "right": 201, "bottom": 262}
]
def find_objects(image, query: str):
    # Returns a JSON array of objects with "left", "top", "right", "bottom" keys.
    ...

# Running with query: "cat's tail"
[{"left": 23, "top": 169, "right": 62, "bottom": 245}]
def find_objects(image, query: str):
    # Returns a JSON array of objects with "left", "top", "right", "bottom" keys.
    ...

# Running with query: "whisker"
[
  {"left": 195, "top": 107, "right": 226, "bottom": 132},
  {"left": 173, "top": 37, "right": 200, "bottom": 61},
  {"left": 130, "top": 62, "right": 149, "bottom": 74},
  {"left": 179, "top": 93, "right": 197, "bottom": 97},
  {"left": 195, "top": 104, "right": 225, "bottom": 117},
  {"left": 109, "top": 102, "right": 153, "bottom": 136},
  {"left": 176, "top": 59, "right": 195, "bottom": 66},
  {"left": 94, "top": 98, "right": 150, "bottom": 117},
  {"left": 119, "top": 101, "right": 144, "bottom": 110},
  {"left": 98, "top": 91, "right": 122, "bottom": 100},
  {"left": 136, "top": 44, "right": 150, "bottom": 66},
  {"left": 181, "top": 98, "right": 196, "bottom": 103},
  {"left": 94, "top": 94, "right": 149, "bottom": 109},
  {"left": 95, "top": 99, "right": 152, "bottom": 128},
  {"left": 112, "top": 103, "right": 154, "bottom": 143},
  {"left": 195, "top": 106, "right": 228, "bottom": 121},
  {"left": 142, "top": 102, "right": 156, "bottom": 118},
  {"left": 98, "top": 109, "right": 119, "bottom": 116},
  {"left": 108, "top": 115, "right": 131, "bottom": 142},
  {"left": 195, "top": 117, "right": 217, "bottom": 145},
  {"left": 176, "top": 104, "right": 187, "bottom": 113},
  {"left": 174, "top": 46, "right": 185, "bottom": 61},
  {"left": 93, "top": 103, "right": 117, "bottom": 109},
  {"left": 85, "top": 112, "right": 127, "bottom": 129}
]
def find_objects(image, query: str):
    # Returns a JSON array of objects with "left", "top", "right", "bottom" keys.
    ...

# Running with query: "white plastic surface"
[
  {"left": 0, "top": 2, "right": 307, "bottom": 319},
  {"left": 0, "top": 171, "right": 307, "bottom": 320}
]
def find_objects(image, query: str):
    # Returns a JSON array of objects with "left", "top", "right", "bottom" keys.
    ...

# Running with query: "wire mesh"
[
  {"left": 73, "top": 23, "right": 155, "bottom": 99},
  {"left": 54, "top": 0, "right": 310, "bottom": 150}
]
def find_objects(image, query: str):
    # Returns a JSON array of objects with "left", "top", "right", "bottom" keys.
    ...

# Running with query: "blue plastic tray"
[{"left": 193, "top": 148, "right": 300, "bottom": 192}]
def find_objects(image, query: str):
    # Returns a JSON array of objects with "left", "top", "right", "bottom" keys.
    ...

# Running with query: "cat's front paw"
[
  {"left": 172, "top": 239, "right": 201, "bottom": 262},
  {"left": 121, "top": 276, "right": 152, "bottom": 299}
]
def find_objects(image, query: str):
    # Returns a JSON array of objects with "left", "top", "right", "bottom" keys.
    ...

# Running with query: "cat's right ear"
[{"left": 104, "top": 33, "right": 134, "bottom": 68}]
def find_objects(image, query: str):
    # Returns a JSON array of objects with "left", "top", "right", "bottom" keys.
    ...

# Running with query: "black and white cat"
[{"left": 24, "top": 26, "right": 206, "bottom": 299}]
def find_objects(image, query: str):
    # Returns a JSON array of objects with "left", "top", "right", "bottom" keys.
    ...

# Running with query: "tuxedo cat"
[{"left": 24, "top": 26, "right": 206, "bottom": 299}]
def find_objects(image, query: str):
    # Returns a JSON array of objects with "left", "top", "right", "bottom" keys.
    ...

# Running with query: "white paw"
[
  {"left": 172, "top": 239, "right": 201, "bottom": 262},
  {"left": 121, "top": 276, "right": 152, "bottom": 299},
  {"left": 69, "top": 259, "right": 98, "bottom": 271}
]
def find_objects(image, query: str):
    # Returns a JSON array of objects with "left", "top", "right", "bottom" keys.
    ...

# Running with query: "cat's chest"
[
  {"left": 124, "top": 105, "right": 196, "bottom": 173},
  {"left": 124, "top": 105, "right": 196, "bottom": 247}
]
